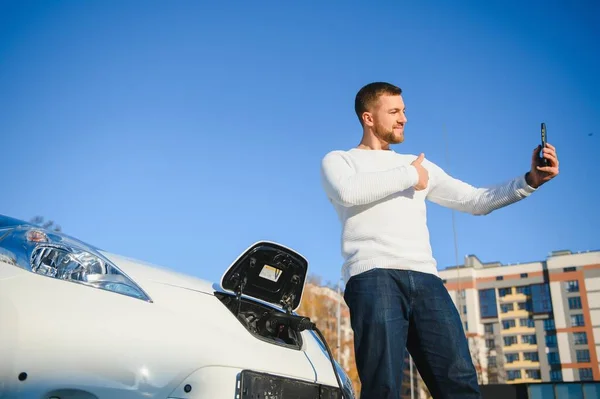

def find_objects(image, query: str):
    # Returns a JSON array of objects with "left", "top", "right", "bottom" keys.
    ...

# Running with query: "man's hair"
[{"left": 354, "top": 82, "right": 402, "bottom": 125}]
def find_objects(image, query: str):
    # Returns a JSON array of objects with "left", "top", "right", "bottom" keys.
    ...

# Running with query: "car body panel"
[{"left": 0, "top": 214, "right": 350, "bottom": 399}]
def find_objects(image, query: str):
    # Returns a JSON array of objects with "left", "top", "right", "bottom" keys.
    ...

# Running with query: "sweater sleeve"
[
  {"left": 425, "top": 159, "right": 536, "bottom": 215},
  {"left": 320, "top": 151, "right": 420, "bottom": 207}
]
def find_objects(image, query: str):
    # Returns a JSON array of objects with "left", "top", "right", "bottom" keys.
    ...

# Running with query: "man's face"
[{"left": 366, "top": 94, "right": 407, "bottom": 144}]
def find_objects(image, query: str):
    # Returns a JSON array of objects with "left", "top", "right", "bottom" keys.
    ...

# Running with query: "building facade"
[{"left": 439, "top": 250, "right": 600, "bottom": 385}]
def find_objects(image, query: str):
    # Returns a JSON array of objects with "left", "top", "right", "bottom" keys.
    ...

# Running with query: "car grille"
[{"left": 239, "top": 369, "right": 342, "bottom": 399}]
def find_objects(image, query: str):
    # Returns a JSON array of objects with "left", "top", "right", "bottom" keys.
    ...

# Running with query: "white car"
[{"left": 0, "top": 214, "right": 355, "bottom": 399}]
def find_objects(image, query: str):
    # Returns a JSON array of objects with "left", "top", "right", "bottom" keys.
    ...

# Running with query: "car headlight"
[{"left": 0, "top": 226, "right": 151, "bottom": 302}]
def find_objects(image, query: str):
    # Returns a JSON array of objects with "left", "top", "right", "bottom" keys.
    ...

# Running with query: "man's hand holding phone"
[{"left": 526, "top": 123, "right": 559, "bottom": 188}]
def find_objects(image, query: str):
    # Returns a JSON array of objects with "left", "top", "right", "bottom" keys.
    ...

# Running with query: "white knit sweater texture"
[{"left": 320, "top": 148, "right": 536, "bottom": 284}]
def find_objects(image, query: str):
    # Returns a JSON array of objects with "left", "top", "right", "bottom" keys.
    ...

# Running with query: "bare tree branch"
[{"left": 29, "top": 216, "right": 62, "bottom": 232}]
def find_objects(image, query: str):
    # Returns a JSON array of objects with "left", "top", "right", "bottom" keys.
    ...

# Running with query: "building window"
[
  {"left": 499, "top": 288, "right": 512, "bottom": 297},
  {"left": 464, "top": 322, "right": 468, "bottom": 331},
  {"left": 524, "top": 352, "right": 539, "bottom": 362},
  {"left": 486, "top": 339, "right": 495, "bottom": 349},
  {"left": 488, "top": 356, "right": 497, "bottom": 366},
  {"left": 550, "top": 370, "right": 563, "bottom": 381},
  {"left": 571, "top": 314, "right": 585, "bottom": 327},
  {"left": 573, "top": 332, "right": 588, "bottom": 345},
  {"left": 579, "top": 368, "right": 593, "bottom": 381},
  {"left": 522, "top": 334, "right": 537, "bottom": 345},
  {"left": 529, "top": 385, "right": 555, "bottom": 397},
  {"left": 576, "top": 349, "right": 590, "bottom": 363},
  {"left": 526, "top": 369, "right": 541, "bottom": 379},
  {"left": 546, "top": 334, "right": 557, "bottom": 348},
  {"left": 548, "top": 353, "right": 560, "bottom": 365},
  {"left": 565, "top": 280, "right": 579, "bottom": 292},
  {"left": 516, "top": 286, "right": 531, "bottom": 295},
  {"left": 568, "top": 296, "right": 582, "bottom": 310},
  {"left": 543, "top": 318, "right": 555, "bottom": 331},
  {"left": 479, "top": 289, "right": 498, "bottom": 318},
  {"left": 496, "top": 276, "right": 504, "bottom": 281},
  {"left": 457, "top": 289, "right": 466, "bottom": 299},
  {"left": 463, "top": 305, "right": 467, "bottom": 314},
  {"left": 520, "top": 318, "right": 535, "bottom": 327},
  {"left": 519, "top": 318, "right": 528, "bottom": 326},
  {"left": 503, "top": 319, "right": 516, "bottom": 330},
  {"left": 507, "top": 370, "right": 521, "bottom": 380},
  {"left": 518, "top": 301, "right": 533, "bottom": 311},
  {"left": 520, "top": 273, "right": 528, "bottom": 278},
  {"left": 564, "top": 267, "right": 576, "bottom": 272},
  {"left": 531, "top": 283, "right": 553, "bottom": 313},
  {"left": 505, "top": 353, "right": 519, "bottom": 363},
  {"left": 504, "top": 336, "right": 518, "bottom": 346},
  {"left": 484, "top": 324, "right": 494, "bottom": 334},
  {"left": 501, "top": 303, "right": 514, "bottom": 313}
]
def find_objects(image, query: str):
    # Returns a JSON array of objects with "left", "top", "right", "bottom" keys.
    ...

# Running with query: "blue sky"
[{"left": 1, "top": 0, "right": 598, "bottom": 287}]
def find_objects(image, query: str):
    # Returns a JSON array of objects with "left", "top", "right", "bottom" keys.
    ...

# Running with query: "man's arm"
[
  {"left": 425, "top": 159, "right": 536, "bottom": 215},
  {"left": 321, "top": 151, "right": 419, "bottom": 207}
]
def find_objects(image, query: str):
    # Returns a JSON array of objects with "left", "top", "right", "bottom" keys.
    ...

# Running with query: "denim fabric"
[{"left": 343, "top": 268, "right": 481, "bottom": 399}]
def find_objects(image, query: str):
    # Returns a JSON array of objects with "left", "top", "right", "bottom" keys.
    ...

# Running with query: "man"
[{"left": 320, "top": 82, "right": 559, "bottom": 399}]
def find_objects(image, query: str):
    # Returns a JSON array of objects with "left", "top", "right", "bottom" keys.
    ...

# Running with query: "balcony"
[
  {"left": 503, "top": 343, "right": 538, "bottom": 352},
  {"left": 500, "top": 309, "right": 530, "bottom": 319},
  {"left": 501, "top": 325, "right": 536, "bottom": 335},
  {"left": 509, "top": 375, "right": 543, "bottom": 385},
  {"left": 504, "top": 360, "right": 541, "bottom": 369},
  {"left": 499, "top": 293, "right": 528, "bottom": 303}
]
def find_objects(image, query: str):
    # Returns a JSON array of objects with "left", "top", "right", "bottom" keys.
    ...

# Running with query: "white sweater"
[{"left": 320, "top": 148, "right": 536, "bottom": 284}]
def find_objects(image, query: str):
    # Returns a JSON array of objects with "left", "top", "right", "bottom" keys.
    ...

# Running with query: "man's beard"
[{"left": 374, "top": 124, "right": 404, "bottom": 144}]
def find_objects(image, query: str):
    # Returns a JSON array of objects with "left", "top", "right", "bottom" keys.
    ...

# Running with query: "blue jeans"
[{"left": 343, "top": 268, "right": 481, "bottom": 399}]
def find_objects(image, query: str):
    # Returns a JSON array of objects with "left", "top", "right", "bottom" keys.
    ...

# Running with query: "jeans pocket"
[
  {"left": 351, "top": 267, "right": 380, "bottom": 279},
  {"left": 346, "top": 267, "right": 379, "bottom": 288}
]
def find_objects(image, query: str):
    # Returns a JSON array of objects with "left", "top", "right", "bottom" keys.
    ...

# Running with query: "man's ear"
[{"left": 362, "top": 112, "right": 374, "bottom": 127}]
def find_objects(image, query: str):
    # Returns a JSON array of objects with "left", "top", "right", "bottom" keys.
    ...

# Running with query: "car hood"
[
  {"left": 99, "top": 251, "right": 218, "bottom": 295},
  {"left": 101, "top": 241, "right": 310, "bottom": 312},
  {"left": 0, "top": 215, "right": 309, "bottom": 311}
]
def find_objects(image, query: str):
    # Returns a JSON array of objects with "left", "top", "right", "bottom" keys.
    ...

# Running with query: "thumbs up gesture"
[{"left": 411, "top": 153, "right": 429, "bottom": 191}]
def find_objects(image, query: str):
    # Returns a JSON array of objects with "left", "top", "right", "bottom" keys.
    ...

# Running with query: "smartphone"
[{"left": 540, "top": 123, "right": 548, "bottom": 166}]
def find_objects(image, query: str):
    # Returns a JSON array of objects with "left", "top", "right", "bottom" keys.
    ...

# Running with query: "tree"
[
  {"left": 468, "top": 336, "right": 484, "bottom": 385},
  {"left": 29, "top": 216, "right": 62, "bottom": 232},
  {"left": 306, "top": 274, "right": 322, "bottom": 286},
  {"left": 485, "top": 345, "right": 506, "bottom": 384},
  {"left": 297, "top": 278, "right": 361, "bottom": 396}
]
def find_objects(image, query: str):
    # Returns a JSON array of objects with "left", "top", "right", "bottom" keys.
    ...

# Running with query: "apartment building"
[{"left": 439, "top": 249, "right": 600, "bottom": 385}]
